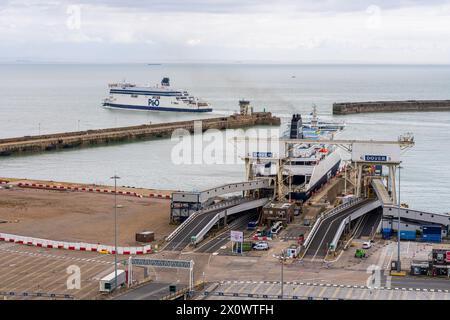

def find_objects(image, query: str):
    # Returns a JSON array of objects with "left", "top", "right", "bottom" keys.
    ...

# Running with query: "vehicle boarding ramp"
[
  {"left": 164, "top": 197, "right": 270, "bottom": 251},
  {"left": 301, "top": 198, "right": 381, "bottom": 261},
  {"left": 170, "top": 179, "right": 273, "bottom": 223},
  {"left": 371, "top": 178, "right": 393, "bottom": 205},
  {"left": 383, "top": 205, "right": 450, "bottom": 227},
  {"left": 353, "top": 209, "right": 383, "bottom": 239},
  {"left": 328, "top": 199, "right": 382, "bottom": 251}
]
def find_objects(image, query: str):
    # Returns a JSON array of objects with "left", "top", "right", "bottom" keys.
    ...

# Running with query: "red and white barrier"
[
  {"left": 0, "top": 232, "right": 152, "bottom": 255},
  {"left": 16, "top": 182, "right": 171, "bottom": 200},
  {"left": 252, "top": 235, "right": 273, "bottom": 241}
]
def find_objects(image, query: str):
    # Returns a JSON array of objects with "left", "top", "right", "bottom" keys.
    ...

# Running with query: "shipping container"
[
  {"left": 99, "top": 270, "right": 126, "bottom": 293},
  {"left": 422, "top": 233, "right": 441, "bottom": 243},
  {"left": 400, "top": 230, "right": 416, "bottom": 240},
  {"left": 382, "top": 228, "right": 392, "bottom": 239},
  {"left": 422, "top": 225, "right": 442, "bottom": 235},
  {"left": 136, "top": 231, "right": 154, "bottom": 243}
]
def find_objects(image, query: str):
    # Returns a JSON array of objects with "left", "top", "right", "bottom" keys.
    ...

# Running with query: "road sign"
[
  {"left": 352, "top": 143, "right": 400, "bottom": 163},
  {"left": 230, "top": 230, "right": 244, "bottom": 242},
  {"left": 252, "top": 152, "right": 273, "bottom": 158},
  {"left": 130, "top": 258, "right": 193, "bottom": 269}
]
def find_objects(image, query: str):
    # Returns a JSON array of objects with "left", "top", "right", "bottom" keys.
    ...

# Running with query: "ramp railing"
[
  {"left": 193, "top": 198, "right": 270, "bottom": 244},
  {"left": 166, "top": 197, "right": 248, "bottom": 242},
  {"left": 302, "top": 197, "right": 363, "bottom": 250}
]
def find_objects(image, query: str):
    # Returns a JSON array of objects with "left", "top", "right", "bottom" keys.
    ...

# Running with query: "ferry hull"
[
  {"left": 103, "top": 102, "right": 213, "bottom": 113},
  {"left": 289, "top": 159, "right": 341, "bottom": 201}
]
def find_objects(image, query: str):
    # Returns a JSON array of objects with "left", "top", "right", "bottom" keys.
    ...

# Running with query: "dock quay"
[
  {"left": 333, "top": 100, "right": 450, "bottom": 115},
  {"left": 0, "top": 112, "right": 280, "bottom": 156}
]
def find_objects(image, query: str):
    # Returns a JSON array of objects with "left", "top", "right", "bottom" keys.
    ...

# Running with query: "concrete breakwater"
[
  {"left": 333, "top": 100, "right": 450, "bottom": 115},
  {"left": 0, "top": 112, "right": 280, "bottom": 156}
]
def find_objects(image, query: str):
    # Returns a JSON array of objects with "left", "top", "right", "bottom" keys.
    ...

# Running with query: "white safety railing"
[
  {"left": 302, "top": 197, "right": 363, "bottom": 250},
  {"left": 193, "top": 198, "right": 270, "bottom": 244},
  {"left": 166, "top": 197, "right": 248, "bottom": 242},
  {"left": 195, "top": 211, "right": 225, "bottom": 244},
  {"left": 329, "top": 199, "right": 381, "bottom": 251}
]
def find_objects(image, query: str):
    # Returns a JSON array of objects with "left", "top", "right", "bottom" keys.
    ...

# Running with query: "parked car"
[
  {"left": 253, "top": 241, "right": 269, "bottom": 251},
  {"left": 271, "top": 221, "right": 283, "bottom": 235},
  {"left": 362, "top": 241, "right": 372, "bottom": 249}
]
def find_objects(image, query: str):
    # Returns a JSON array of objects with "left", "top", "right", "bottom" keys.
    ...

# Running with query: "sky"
[{"left": 1, "top": 0, "right": 450, "bottom": 64}]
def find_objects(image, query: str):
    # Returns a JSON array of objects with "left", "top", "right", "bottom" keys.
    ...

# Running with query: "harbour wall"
[
  {"left": 0, "top": 112, "right": 280, "bottom": 156},
  {"left": 333, "top": 100, "right": 450, "bottom": 115}
]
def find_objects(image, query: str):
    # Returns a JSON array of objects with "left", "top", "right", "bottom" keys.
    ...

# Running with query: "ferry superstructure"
[
  {"left": 251, "top": 106, "right": 345, "bottom": 201},
  {"left": 103, "top": 77, "right": 212, "bottom": 113}
]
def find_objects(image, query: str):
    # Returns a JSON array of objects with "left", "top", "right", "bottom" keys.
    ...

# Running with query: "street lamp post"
[
  {"left": 397, "top": 166, "right": 401, "bottom": 272},
  {"left": 111, "top": 175, "right": 120, "bottom": 290},
  {"left": 280, "top": 250, "right": 285, "bottom": 299}
]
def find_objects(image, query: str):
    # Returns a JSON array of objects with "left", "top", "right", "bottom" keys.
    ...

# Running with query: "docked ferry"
[
  {"left": 252, "top": 106, "right": 345, "bottom": 201},
  {"left": 102, "top": 78, "right": 212, "bottom": 113}
]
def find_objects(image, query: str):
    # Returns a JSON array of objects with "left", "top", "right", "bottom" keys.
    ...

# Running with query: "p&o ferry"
[{"left": 103, "top": 77, "right": 212, "bottom": 113}]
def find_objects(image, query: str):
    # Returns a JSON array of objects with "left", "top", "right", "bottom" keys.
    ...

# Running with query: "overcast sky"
[{"left": 1, "top": 0, "right": 450, "bottom": 63}]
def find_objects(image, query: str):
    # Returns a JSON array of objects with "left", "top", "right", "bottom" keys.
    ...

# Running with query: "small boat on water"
[{"left": 102, "top": 77, "right": 212, "bottom": 113}]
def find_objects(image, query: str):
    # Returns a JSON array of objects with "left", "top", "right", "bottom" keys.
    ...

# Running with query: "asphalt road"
[
  {"left": 164, "top": 209, "right": 224, "bottom": 251},
  {"left": 355, "top": 210, "right": 382, "bottom": 239},
  {"left": 386, "top": 276, "right": 450, "bottom": 290},
  {"left": 115, "top": 282, "right": 185, "bottom": 300},
  {"left": 164, "top": 199, "right": 257, "bottom": 251},
  {"left": 304, "top": 199, "right": 374, "bottom": 260},
  {"left": 196, "top": 212, "right": 257, "bottom": 253}
]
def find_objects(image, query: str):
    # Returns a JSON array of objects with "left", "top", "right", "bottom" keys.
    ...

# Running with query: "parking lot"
[{"left": 0, "top": 242, "right": 117, "bottom": 299}]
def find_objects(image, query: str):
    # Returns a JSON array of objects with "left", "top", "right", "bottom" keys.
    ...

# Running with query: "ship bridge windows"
[{"left": 289, "top": 161, "right": 314, "bottom": 166}]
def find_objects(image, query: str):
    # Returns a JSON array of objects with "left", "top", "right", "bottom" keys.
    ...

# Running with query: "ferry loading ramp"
[
  {"left": 164, "top": 197, "right": 270, "bottom": 251},
  {"left": 170, "top": 179, "right": 273, "bottom": 223},
  {"left": 302, "top": 198, "right": 379, "bottom": 261}
]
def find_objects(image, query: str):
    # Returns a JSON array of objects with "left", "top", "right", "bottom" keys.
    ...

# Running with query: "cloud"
[
  {"left": 0, "top": 0, "right": 450, "bottom": 63},
  {"left": 186, "top": 39, "right": 201, "bottom": 46},
  {"left": 28, "top": 0, "right": 450, "bottom": 13}
]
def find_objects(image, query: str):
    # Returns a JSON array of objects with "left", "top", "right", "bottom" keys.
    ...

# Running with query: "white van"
[
  {"left": 253, "top": 241, "right": 269, "bottom": 250},
  {"left": 362, "top": 241, "right": 372, "bottom": 249},
  {"left": 271, "top": 222, "right": 283, "bottom": 235}
]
